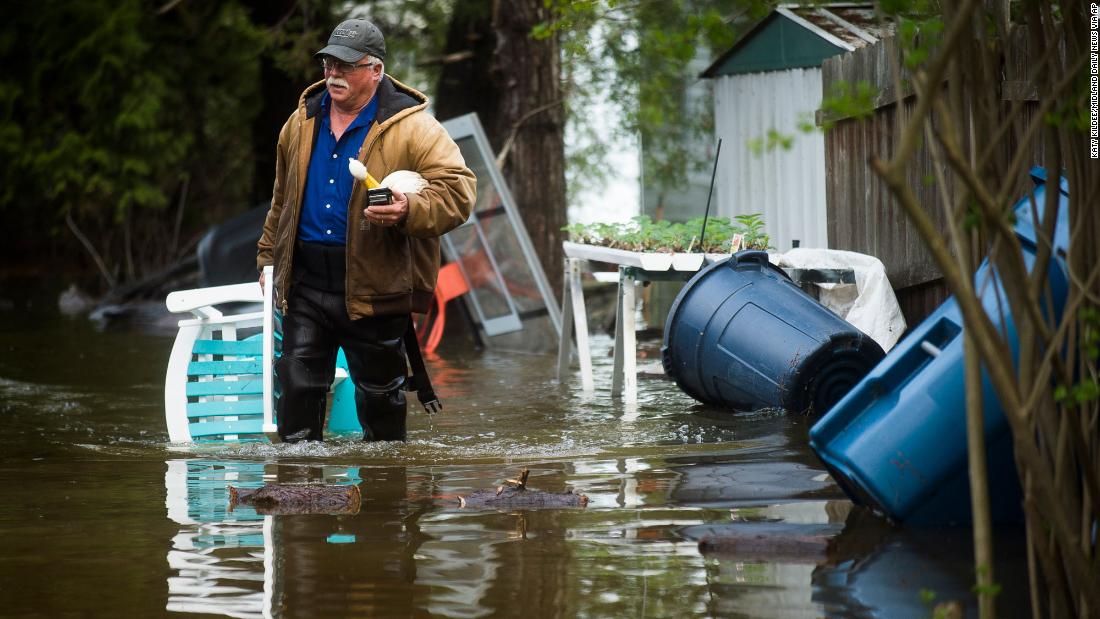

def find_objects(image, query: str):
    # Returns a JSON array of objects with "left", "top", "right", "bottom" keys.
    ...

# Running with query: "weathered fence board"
[{"left": 821, "top": 29, "right": 1045, "bottom": 325}]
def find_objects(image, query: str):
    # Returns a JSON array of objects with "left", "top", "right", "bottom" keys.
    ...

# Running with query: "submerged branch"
[{"left": 65, "top": 213, "right": 115, "bottom": 289}]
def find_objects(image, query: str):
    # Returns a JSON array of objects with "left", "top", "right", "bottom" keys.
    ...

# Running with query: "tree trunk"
[
  {"left": 434, "top": 0, "right": 567, "bottom": 298},
  {"left": 434, "top": 0, "right": 501, "bottom": 127},
  {"left": 490, "top": 0, "right": 566, "bottom": 297}
]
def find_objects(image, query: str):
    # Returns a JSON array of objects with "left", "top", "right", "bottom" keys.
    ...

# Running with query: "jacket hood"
[{"left": 296, "top": 76, "right": 427, "bottom": 124}]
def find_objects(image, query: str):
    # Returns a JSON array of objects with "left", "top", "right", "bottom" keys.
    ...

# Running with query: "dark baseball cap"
[{"left": 315, "top": 19, "right": 386, "bottom": 62}]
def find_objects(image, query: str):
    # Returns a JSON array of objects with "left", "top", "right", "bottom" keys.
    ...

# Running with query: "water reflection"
[
  {"left": 273, "top": 466, "right": 429, "bottom": 617},
  {"left": 689, "top": 501, "right": 850, "bottom": 618},
  {"left": 160, "top": 442, "right": 1031, "bottom": 618},
  {"left": 165, "top": 457, "right": 857, "bottom": 618},
  {"left": 692, "top": 502, "right": 1032, "bottom": 618},
  {"left": 165, "top": 460, "right": 272, "bottom": 618},
  {"left": 812, "top": 514, "right": 1031, "bottom": 617},
  {"left": 164, "top": 460, "right": 368, "bottom": 618},
  {"left": 0, "top": 305, "right": 1034, "bottom": 618}
]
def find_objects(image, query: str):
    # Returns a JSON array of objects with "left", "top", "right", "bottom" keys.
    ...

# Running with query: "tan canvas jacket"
[{"left": 257, "top": 77, "right": 476, "bottom": 318}]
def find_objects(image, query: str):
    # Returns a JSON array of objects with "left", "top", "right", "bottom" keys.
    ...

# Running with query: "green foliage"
[
  {"left": 265, "top": 0, "right": 339, "bottom": 84},
  {"left": 811, "top": 0, "right": 938, "bottom": 133},
  {"left": 818, "top": 80, "right": 878, "bottom": 130},
  {"left": 878, "top": 0, "right": 938, "bottom": 21},
  {"left": 733, "top": 213, "right": 769, "bottom": 249},
  {"left": 962, "top": 201, "right": 982, "bottom": 231},
  {"left": 563, "top": 213, "right": 771, "bottom": 253},
  {"left": 970, "top": 581, "right": 1003, "bottom": 596},
  {"left": 0, "top": 0, "right": 279, "bottom": 283},
  {"left": 878, "top": 1, "right": 942, "bottom": 73},
  {"left": 1055, "top": 307, "right": 1100, "bottom": 406},
  {"left": 795, "top": 112, "right": 817, "bottom": 134},
  {"left": 2, "top": 0, "right": 777, "bottom": 284},
  {"left": 747, "top": 128, "right": 795, "bottom": 155},
  {"left": 1041, "top": 73, "right": 1094, "bottom": 134},
  {"left": 1082, "top": 306, "right": 1100, "bottom": 360},
  {"left": 538, "top": 0, "right": 765, "bottom": 202},
  {"left": 354, "top": 0, "right": 455, "bottom": 97},
  {"left": 0, "top": 0, "right": 392, "bottom": 287}
]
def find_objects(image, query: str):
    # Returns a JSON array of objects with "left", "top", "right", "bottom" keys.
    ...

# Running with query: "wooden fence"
[{"left": 819, "top": 31, "right": 1044, "bottom": 327}]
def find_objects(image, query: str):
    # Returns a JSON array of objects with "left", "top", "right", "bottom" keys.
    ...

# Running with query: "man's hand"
[
  {"left": 259, "top": 270, "right": 266, "bottom": 293},
  {"left": 364, "top": 188, "right": 409, "bottom": 228}
]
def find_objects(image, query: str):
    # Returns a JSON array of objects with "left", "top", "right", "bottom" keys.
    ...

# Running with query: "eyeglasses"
[{"left": 320, "top": 57, "right": 376, "bottom": 74}]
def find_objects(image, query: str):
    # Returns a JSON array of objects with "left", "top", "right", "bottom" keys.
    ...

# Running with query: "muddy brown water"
[{"left": 0, "top": 289, "right": 1031, "bottom": 618}]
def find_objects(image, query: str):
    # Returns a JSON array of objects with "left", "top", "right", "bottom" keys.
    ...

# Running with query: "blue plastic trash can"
[
  {"left": 809, "top": 168, "right": 1069, "bottom": 524},
  {"left": 661, "top": 250, "right": 885, "bottom": 414}
]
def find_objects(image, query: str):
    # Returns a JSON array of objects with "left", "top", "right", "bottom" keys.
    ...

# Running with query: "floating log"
[
  {"left": 458, "top": 469, "right": 588, "bottom": 509},
  {"left": 686, "top": 522, "right": 844, "bottom": 564},
  {"left": 228, "top": 484, "right": 361, "bottom": 515},
  {"left": 697, "top": 531, "right": 836, "bottom": 563}
]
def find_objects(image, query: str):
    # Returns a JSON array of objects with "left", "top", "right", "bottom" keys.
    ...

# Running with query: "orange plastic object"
[{"left": 421, "top": 262, "right": 470, "bottom": 353}]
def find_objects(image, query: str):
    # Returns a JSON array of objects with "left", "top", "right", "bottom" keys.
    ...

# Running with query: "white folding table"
[
  {"left": 555, "top": 243, "right": 724, "bottom": 403},
  {"left": 555, "top": 242, "right": 855, "bottom": 404}
]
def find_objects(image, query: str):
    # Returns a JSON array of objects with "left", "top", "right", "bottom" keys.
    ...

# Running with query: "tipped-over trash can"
[
  {"left": 661, "top": 250, "right": 885, "bottom": 414},
  {"left": 809, "top": 167, "right": 1069, "bottom": 525}
]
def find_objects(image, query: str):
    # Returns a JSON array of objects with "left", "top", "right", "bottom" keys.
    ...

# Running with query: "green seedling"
[{"left": 563, "top": 214, "right": 772, "bottom": 254}]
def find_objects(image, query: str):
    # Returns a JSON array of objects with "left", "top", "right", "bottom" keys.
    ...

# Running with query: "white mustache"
[{"left": 326, "top": 76, "right": 349, "bottom": 89}]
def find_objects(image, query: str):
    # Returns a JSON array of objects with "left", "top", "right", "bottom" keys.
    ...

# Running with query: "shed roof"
[{"left": 702, "top": 3, "right": 886, "bottom": 78}]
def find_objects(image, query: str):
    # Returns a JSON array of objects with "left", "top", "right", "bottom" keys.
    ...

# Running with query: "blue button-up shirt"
[{"left": 298, "top": 92, "right": 379, "bottom": 245}]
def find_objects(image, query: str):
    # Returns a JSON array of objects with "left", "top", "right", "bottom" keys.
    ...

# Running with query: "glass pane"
[
  {"left": 444, "top": 224, "right": 515, "bottom": 326},
  {"left": 442, "top": 114, "right": 561, "bottom": 352},
  {"left": 455, "top": 137, "right": 502, "bottom": 215},
  {"left": 475, "top": 212, "right": 544, "bottom": 313}
]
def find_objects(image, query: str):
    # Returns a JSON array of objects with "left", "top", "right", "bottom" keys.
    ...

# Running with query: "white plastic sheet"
[{"left": 770, "top": 248, "right": 906, "bottom": 351}]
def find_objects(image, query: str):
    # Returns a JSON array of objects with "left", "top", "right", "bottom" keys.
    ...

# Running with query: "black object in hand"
[{"left": 367, "top": 187, "right": 393, "bottom": 205}]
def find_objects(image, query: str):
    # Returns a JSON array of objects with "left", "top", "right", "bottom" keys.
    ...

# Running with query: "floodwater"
[{"left": 0, "top": 285, "right": 1031, "bottom": 618}]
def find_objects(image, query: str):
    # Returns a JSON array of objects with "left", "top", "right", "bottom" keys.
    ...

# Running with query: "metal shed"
[{"left": 702, "top": 4, "right": 886, "bottom": 251}]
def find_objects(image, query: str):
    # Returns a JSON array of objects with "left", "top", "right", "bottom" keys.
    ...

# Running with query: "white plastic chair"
[
  {"left": 165, "top": 266, "right": 358, "bottom": 442},
  {"left": 164, "top": 265, "right": 280, "bottom": 442}
]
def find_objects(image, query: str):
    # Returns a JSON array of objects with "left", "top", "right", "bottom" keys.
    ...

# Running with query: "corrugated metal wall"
[{"left": 713, "top": 68, "right": 829, "bottom": 250}]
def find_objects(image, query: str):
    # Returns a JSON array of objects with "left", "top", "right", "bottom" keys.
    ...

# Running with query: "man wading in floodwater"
[{"left": 257, "top": 18, "right": 476, "bottom": 442}]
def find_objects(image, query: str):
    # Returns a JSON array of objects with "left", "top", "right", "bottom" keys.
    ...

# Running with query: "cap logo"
[{"left": 333, "top": 28, "right": 357, "bottom": 38}]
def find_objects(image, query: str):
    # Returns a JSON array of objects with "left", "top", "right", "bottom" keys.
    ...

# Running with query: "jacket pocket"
[{"left": 349, "top": 228, "right": 412, "bottom": 296}]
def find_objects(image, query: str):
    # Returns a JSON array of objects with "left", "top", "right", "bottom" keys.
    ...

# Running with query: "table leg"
[
  {"left": 612, "top": 267, "right": 638, "bottom": 402},
  {"left": 611, "top": 268, "right": 624, "bottom": 395},
  {"left": 556, "top": 258, "right": 573, "bottom": 382},
  {"left": 567, "top": 258, "right": 594, "bottom": 392}
]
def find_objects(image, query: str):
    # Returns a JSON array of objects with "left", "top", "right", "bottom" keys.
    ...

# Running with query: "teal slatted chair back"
[{"left": 185, "top": 334, "right": 267, "bottom": 441}]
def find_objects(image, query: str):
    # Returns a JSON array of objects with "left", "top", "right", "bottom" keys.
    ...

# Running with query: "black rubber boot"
[
  {"left": 278, "top": 282, "right": 409, "bottom": 442},
  {"left": 276, "top": 287, "right": 338, "bottom": 442},
  {"left": 275, "top": 356, "right": 333, "bottom": 442},
  {"left": 341, "top": 316, "right": 409, "bottom": 442}
]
